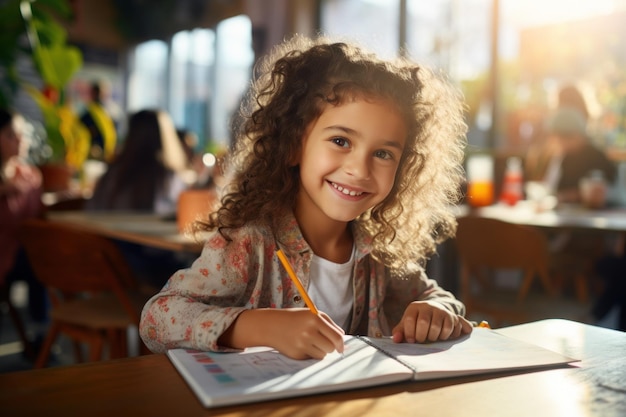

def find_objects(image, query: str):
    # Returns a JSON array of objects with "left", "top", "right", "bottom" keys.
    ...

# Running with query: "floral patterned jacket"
[{"left": 139, "top": 212, "right": 465, "bottom": 353}]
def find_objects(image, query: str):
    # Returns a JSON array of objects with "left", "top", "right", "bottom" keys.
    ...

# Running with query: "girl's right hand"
[
  {"left": 220, "top": 308, "right": 345, "bottom": 360},
  {"left": 268, "top": 309, "right": 345, "bottom": 360}
]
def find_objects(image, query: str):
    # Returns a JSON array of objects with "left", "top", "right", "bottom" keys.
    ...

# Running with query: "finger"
[
  {"left": 459, "top": 316, "right": 474, "bottom": 334},
  {"left": 413, "top": 310, "right": 432, "bottom": 343},
  {"left": 391, "top": 323, "right": 405, "bottom": 343},
  {"left": 438, "top": 317, "right": 456, "bottom": 340},
  {"left": 317, "top": 318, "right": 346, "bottom": 354},
  {"left": 426, "top": 318, "right": 443, "bottom": 342},
  {"left": 402, "top": 313, "right": 417, "bottom": 343},
  {"left": 306, "top": 342, "right": 331, "bottom": 360},
  {"left": 299, "top": 330, "right": 336, "bottom": 359},
  {"left": 449, "top": 316, "right": 472, "bottom": 339},
  {"left": 449, "top": 319, "right": 463, "bottom": 339},
  {"left": 319, "top": 312, "right": 345, "bottom": 334}
]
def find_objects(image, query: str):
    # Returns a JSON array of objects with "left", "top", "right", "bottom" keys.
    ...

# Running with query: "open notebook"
[{"left": 167, "top": 328, "right": 577, "bottom": 409}]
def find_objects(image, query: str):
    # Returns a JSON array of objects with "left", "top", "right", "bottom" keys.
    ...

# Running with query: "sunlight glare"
[{"left": 506, "top": 0, "right": 622, "bottom": 28}]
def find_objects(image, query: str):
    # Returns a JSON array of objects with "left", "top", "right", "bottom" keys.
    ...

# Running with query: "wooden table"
[
  {"left": 456, "top": 202, "right": 626, "bottom": 232},
  {"left": 46, "top": 211, "right": 205, "bottom": 253},
  {"left": 434, "top": 203, "right": 626, "bottom": 294},
  {"left": 0, "top": 319, "right": 624, "bottom": 416}
]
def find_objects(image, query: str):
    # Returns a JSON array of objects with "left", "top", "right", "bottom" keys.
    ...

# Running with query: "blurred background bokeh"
[{"left": 2, "top": 0, "right": 625, "bottom": 172}]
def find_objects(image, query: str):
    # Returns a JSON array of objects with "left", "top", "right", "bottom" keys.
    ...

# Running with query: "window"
[
  {"left": 128, "top": 40, "right": 169, "bottom": 111},
  {"left": 126, "top": 15, "right": 253, "bottom": 151},
  {"left": 321, "top": 0, "right": 400, "bottom": 59},
  {"left": 321, "top": 0, "right": 626, "bottom": 152}
]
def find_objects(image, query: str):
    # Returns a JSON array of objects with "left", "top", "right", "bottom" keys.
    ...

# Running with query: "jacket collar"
[{"left": 275, "top": 210, "right": 372, "bottom": 262}]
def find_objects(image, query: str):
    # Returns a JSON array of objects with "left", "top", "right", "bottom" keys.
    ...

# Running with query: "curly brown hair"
[{"left": 198, "top": 34, "right": 467, "bottom": 274}]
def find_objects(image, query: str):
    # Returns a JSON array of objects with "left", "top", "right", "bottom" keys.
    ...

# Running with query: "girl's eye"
[
  {"left": 374, "top": 149, "right": 394, "bottom": 160},
  {"left": 331, "top": 137, "right": 349, "bottom": 148}
]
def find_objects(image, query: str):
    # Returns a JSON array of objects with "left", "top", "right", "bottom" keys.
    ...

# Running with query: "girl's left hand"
[{"left": 391, "top": 301, "right": 473, "bottom": 343}]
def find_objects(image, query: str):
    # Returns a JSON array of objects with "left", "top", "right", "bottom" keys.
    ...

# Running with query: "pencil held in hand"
[{"left": 276, "top": 249, "right": 319, "bottom": 315}]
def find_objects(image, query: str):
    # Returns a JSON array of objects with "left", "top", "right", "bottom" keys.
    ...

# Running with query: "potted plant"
[{"left": 0, "top": 0, "right": 89, "bottom": 191}]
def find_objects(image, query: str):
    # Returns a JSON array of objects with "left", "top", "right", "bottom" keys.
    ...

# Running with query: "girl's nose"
[{"left": 344, "top": 152, "right": 370, "bottom": 180}]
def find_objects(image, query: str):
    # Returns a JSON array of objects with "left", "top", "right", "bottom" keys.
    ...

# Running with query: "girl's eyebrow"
[{"left": 324, "top": 125, "right": 404, "bottom": 150}]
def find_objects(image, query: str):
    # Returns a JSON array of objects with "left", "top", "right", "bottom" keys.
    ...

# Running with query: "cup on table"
[
  {"left": 525, "top": 181, "right": 557, "bottom": 212},
  {"left": 579, "top": 170, "right": 607, "bottom": 209},
  {"left": 466, "top": 154, "right": 494, "bottom": 207}
]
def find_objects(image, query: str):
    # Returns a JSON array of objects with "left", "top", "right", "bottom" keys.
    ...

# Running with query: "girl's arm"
[{"left": 139, "top": 226, "right": 344, "bottom": 358}]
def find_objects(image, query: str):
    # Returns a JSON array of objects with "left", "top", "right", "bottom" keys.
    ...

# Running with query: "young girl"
[{"left": 140, "top": 35, "right": 472, "bottom": 360}]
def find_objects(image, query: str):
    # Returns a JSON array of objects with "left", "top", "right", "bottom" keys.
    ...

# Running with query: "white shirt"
[
  {"left": 307, "top": 247, "right": 355, "bottom": 331},
  {"left": 543, "top": 155, "right": 563, "bottom": 194}
]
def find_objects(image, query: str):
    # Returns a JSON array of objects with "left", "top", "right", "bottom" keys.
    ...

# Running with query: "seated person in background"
[
  {"left": 0, "top": 109, "right": 48, "bottom": 341},
  {"left": 525, "top": 107, "right": 618, "bottom": 302},
  {"left": 80, "top": 81, "right": 118, "bottom": 162},
  {"left": 87, "top": 109, "right": 193, "bottom": 287},
  {"left": 87, "top": 109, "right": 189, "bottom": 214},
  {"left": 531, "top": 107, "right": 616, "bottom": 205}
]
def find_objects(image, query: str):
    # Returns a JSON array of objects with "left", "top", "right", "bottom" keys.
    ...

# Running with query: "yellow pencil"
[{"left": 276, "top": 249, "right": 319, "bottom": 315}]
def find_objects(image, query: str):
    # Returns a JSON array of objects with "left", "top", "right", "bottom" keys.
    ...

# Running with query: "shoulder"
[
  {"left": 198, "top": 223, "right": 278, "bottom": 276},
  {"left": 205, "top": 222, "right": 276, "bottom": 252},
  {"left": 580, "top": 144, "right": 616, "bottom": 174}
]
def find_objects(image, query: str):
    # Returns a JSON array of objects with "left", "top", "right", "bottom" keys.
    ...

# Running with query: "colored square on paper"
[
  {"left": 214, "top": 373, "right": 236, "bottom": 384},
  {"left": 204, "top": 364, "right": 224, "bottom": 373}
]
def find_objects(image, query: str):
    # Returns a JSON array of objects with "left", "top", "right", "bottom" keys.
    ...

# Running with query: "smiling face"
[{"left": 295, "top": 97, "right": 407, "bottom": 230}]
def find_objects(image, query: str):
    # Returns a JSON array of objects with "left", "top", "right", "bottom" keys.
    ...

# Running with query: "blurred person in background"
[
  {"left": 541, "top": 107, "right": 616, "bottom": 205},
  {"left": 0, "top": 109, "right": 48, "bottom": 348},
  {"left": 87, "top": 109, "right": 192, "bottom": 287},
  {"left": 524, "top": 85, "right": 618, "bottom": 311},
  {"left": 80, "top": 80, "right": 119, "bottom": 162},
  {"left": 525, "top": 83, "right": 591, "bottom": 183},
  {"left": 525, "top": 82, "right": 616, "bottom": 204},
  {"left": 87, "top": 109, "right": 189, "bottom": 214}
]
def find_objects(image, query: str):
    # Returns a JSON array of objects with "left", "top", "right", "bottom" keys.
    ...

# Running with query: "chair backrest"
[
  {"left": 455, "top": 216, "right": 550, "bottom": 271},
  {"left": 455, "top": 216, "right": 553, "bottom": 309},
  {"left": 18, "top": 218, "right": 140, "bottom": 321}
]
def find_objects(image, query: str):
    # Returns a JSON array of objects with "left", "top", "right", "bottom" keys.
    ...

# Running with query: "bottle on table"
[{"left": 500, "top": 157, "right": 523, "bottom": 206}]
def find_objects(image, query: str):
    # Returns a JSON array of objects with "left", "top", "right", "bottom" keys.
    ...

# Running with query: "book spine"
[{"left": 355, "top": 336, "right": 417, "bottom": 374}]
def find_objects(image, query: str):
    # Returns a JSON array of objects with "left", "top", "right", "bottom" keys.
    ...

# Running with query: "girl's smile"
[{"left": 329, "top": 181, "right": 366, "bottom": 198}]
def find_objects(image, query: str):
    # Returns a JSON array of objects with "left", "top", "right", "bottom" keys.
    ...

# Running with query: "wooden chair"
[
  {"left": 0, "top": 282, "right": 35, "bottom": 359},
  {"left": 454, "top": 216, "right": 581, "bottom": 327},
  {"left": 18, "top": 218, "right": 152, "bottom": 368}
]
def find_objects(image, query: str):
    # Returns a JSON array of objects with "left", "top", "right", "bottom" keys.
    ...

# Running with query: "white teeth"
[{"left": 331, "top": 182, "right": 363, "bottom": 196}]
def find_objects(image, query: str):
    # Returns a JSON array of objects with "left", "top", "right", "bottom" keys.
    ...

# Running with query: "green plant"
[{"left": 0, "top": 0, "right": 88, "bottom": 168}]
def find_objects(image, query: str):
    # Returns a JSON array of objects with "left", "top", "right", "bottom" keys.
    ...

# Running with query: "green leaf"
[
  {"left": 32, "top": 14, "right": 67, "bottom": 47},
  {"left": 33, "top": 44, "right": 83, "bottom": 88}
]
